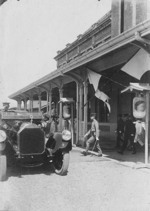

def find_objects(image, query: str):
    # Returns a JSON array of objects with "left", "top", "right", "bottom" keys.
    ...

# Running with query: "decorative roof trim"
[{"left": 9, "top": 19, "right": 150, "bottom": 99}]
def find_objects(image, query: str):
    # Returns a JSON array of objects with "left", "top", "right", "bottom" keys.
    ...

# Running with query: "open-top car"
[{"left": 0, "top": 109, "right": 72, "bottom": 181}]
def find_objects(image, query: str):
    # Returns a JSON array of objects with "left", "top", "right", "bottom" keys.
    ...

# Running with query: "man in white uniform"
[{"left": 82, "top": 113, "right": 102, "bottom": 156}]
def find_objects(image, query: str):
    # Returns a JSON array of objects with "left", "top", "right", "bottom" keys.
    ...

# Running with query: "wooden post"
[
  {"left": 30, "top": 96, "right": 33, "bottom": 112},
  {"left": 83, "top": 81, "right": 88, "bottom": 135},
  {"left": 71, "top": 103, "right": 74, "bottom": 146},
  {"left": 76, "top": 82, "right": 79, "bottom": 145},
  {"left": 59, "top": 88, "right": 63, "bottom": 131},
  {"left": 145, "top": 91, "right": 149, "bottom": 165},
  {"left": 24, "top": 99, "right": 27, "bottom": 110},
  {"left": 46, "top": 91, "right": 49, "bottom": 113},
  {"left": 79, "top": 83, "right": 83, "bottom": 142},
  {"left": 17, "top": 99, "right": 21, "bottom": 110},
  {"left": 48, "top": 90, "right": 52, "bottom": 116},
  {"left": 38, "top": 94, "right": 41, "bottom": 112}
]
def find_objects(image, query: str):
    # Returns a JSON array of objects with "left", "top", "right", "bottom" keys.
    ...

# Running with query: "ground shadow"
[{"left": 6, "top": 162, "right": 55, "bottom": 180}]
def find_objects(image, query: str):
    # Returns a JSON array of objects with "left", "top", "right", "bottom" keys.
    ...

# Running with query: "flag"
[
  {"left": 87, "top": 69, "right": 111, "bottom": 112},
  {"left": 95, "top": 89, "right": 111, "bottom": 112},
  {"left": 121, "top": 49, "right": 150, "bottom": 80},
  {"left": 87, "top": 69, "right": 101, "bottom": 91}
]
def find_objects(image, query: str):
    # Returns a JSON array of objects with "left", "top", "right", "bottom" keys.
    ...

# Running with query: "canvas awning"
[
  {"left": 121, "top": 83, "right": 150, "bottom": 93},
  {"left": 121, "top": 49, "right": 150, "bottom": 80}
]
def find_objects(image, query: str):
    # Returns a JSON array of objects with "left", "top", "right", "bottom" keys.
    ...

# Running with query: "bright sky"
[{"left": 0, "top": 0, "right": 111, "bottom": 107}]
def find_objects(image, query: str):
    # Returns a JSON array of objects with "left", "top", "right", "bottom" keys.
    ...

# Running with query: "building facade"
[{"left": 9, "top": 0, "right": 150, "bottom": 147}]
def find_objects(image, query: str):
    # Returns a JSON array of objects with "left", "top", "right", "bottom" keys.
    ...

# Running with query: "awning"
[
  {"left": 121, "top": 83, "right": 150, "bottom": 93},
  {"left": 121, "top": 49, "right": 150, "bottom": 80}
]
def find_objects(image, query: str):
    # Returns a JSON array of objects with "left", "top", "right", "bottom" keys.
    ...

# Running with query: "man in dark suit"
[
  {"left": 118, "top": 114, "right": 135, "bottom": 154},
  {"left": 116, "top": 114, "right": 125, "bottom": 149}
]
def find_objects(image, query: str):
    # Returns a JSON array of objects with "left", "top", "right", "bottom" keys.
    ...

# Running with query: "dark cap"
[
  {"left": 43, "top": 113, "right": 50, "bottom": 120},
  {"left": 90, "top": 113, "right": 96, "bottom": 118}
]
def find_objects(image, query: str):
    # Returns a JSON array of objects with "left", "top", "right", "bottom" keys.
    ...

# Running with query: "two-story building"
[{"left": 9, "top": 0, "right": 150, "bottom": 148}]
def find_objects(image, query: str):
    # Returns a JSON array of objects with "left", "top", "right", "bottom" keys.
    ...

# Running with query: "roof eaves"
[
  {"left": 59, "top": 19, "right": 150, "bottom": 74},
  {"left": 54, "top": 11, "right": 111, "bottom": 60},
  {"left": 9, "top": 69, "right": 61, "bottom": 99},
  {"left": 9, "top": 19, "right": 150, "bottom": 100}
]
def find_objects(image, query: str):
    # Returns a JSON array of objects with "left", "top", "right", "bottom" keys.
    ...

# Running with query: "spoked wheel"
[
  {"left": 53, "top": 150, "right": 70, "bottom": 175},
  {"left": 0, "top": 155, "right": 7, "bottom": 181}
]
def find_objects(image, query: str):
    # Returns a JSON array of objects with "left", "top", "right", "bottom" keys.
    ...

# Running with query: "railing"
[{"left": 56, "top": 12, "right": 111, "bottom": 68}]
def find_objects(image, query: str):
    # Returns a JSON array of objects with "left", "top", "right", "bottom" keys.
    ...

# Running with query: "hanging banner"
[
  {"left": 95, "top": 89, "right": 110, "bottom": 112},
  {"left": 87, "top": 69, "right": 102, "bottom": 91}
]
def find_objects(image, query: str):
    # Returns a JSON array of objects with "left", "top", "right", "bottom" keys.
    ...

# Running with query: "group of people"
[
  {"left": 41, "top": 101, "right": 145, "bottom": 157},
  {"left": 41, "top": 102, "right": 58, "bottom": 156},
  {"left": 116, "top": 113, "right": 145, "bottom": 155},
  {"left": 81, "top": 111, "right": 145, "bottom": 157}
]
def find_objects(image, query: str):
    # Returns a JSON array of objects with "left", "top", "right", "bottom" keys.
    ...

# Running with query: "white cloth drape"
[
  {"left": 87, "top": 69, "right": 101, "bottom": 91},
  {"left": 95, "top": 89, "right": 110, "bottom": 112},
  {"left": 121, "top": 49, "right": 150, "bottom": 79},
  {"left": 87, "top": 69, "right": 111, "bottom": 112}
]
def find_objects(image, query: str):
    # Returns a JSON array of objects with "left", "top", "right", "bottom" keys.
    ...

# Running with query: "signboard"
[{"left": 133, "top": 97, "right": 146, "bottom": 119}]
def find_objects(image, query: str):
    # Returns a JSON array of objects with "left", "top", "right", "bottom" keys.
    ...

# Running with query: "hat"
[
  {"left": 43, "top": 113, "right": 50, "bottom": 120},
  {"left": 90, "top": 113, "right": 96, "bottom": 118}
]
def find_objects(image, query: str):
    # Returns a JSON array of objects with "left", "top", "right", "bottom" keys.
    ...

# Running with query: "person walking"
[{"left": 81, "top": 113, "right": 102, "bottom": 156}]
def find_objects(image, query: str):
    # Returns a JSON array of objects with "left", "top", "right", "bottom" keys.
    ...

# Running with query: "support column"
[
  {"left": 46, "top": 92, "right": 49, "bottom": 113},
  {"left": 24, "top": 99, "right": 27, "bottom": 110},
  {"left": 79, "top": 83, "right": 83, "bottom": 142},
  {"left": 48, "top": 89, "right": 52, "bottom": 116},
  {"left": 30, "top": 96, "right": 33, "bottom": 112},
  {"left": 76, "top": 82, "right": 79, "bottom": 145},
  {"left": 17, "top": 99, "right": 21, "bottom": 110},
  {"left": 83, "top": 81, "right": 88, "bottom": 135},
  {"left": 59, "top": 88, "right": 63, "bottom": 131},
  {"left": 78, "top": 83, "right": 83, "bottom": 142},
  {"left": 38, "top": 93, "right": 42, "bottom": 112},
  {"left": 145, "top": 91, "right": 149, "bottom": 165}
]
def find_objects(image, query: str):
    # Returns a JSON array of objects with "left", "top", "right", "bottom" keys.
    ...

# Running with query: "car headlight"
[
  {"left": 0, "top": 130, "right": 7, "bottom": 142},
  {"left": 62, "top": 129, "right": 71, "bottom": 141}
]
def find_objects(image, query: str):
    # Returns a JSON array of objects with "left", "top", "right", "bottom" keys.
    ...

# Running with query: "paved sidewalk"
[{"left": 73, "top": 145, "right": 150, "bottom": 173}]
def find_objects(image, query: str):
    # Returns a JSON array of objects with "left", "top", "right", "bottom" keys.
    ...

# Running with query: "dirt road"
[{"left": 0, "top": 149, "right": 150, "bottom": 211}]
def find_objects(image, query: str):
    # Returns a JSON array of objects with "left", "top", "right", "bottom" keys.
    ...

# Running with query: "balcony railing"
[{"left": 56, "top": 11, "right": 111, "bottom": 68}]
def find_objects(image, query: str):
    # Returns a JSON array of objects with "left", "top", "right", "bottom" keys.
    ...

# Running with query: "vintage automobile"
[{"left": 0, "top": 109, "right": 72, "bottom": 181}]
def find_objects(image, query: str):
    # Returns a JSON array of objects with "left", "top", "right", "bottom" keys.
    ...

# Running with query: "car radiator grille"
[{"left": 18, "top": 128, "right": 45, "bottom": 155}]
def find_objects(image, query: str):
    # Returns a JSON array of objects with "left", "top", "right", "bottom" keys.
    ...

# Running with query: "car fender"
[{"left": 52, "top": 132, "right": 72, "bottom": 153}]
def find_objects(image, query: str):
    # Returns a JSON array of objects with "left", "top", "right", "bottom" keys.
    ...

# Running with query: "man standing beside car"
[{"left": 81, "top": 113, "right": 102, "bottom": 157}]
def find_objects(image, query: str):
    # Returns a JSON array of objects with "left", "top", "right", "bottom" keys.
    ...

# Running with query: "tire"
[
  {"left": 0, "top": 155, "right": 7, "bottom": 181},
  {"left": 53, "top": 151, "right": 70, "bottom": 175}
]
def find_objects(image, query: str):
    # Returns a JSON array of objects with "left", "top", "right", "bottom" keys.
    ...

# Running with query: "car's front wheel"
[
  {"left": 53, "top": 151, "right": 70, "bottom": 175},
  {"left": 0, "top": 155, "right": 7, "bottom": 181}
]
